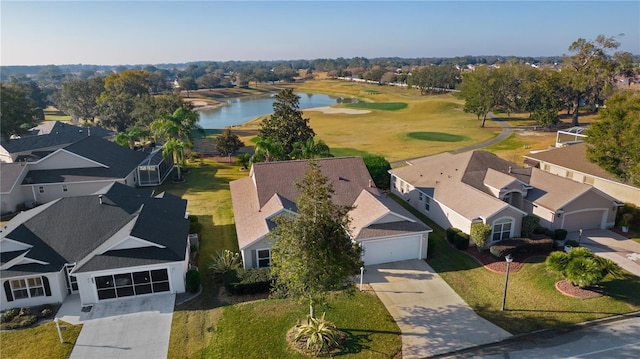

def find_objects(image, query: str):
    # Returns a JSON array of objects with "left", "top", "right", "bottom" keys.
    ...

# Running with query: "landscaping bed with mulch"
[
  {"left": 555, "top": 280, "right": 603, "bottom": 299},
  {"left": 462, "top": 246, "right": 548, "bottom": 274}
]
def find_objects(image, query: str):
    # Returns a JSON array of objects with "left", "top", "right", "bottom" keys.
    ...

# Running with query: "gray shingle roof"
[
  {"left": 0, "top": 122, "right": 113, "bottom": 154},
  {"left": 1, "top": 183, "right": 188, "bottom": 277},
  {"left": 22, "top": 136, "right": 148, "bottom": 184},
  {"left": 0, "top": 163, "right": 26, "bottom": 193}
]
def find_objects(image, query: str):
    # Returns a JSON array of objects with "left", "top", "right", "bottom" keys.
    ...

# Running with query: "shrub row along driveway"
[{"left": 366, "top": 259, "right": 511, "bottom": 358}]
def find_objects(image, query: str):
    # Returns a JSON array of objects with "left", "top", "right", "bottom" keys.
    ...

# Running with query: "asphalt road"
[{"left": 436, "top": 315, "right": 640, "bottom": 359}]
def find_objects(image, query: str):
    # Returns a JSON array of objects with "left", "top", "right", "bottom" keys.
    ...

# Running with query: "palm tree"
[
  {"left": 545, "top": 247, "right": 622, "bottom": 288},
  {"left": 115, "top": 126, "right": 149, "bottom": 149},
  {"left": 163, "top": 137, "right": 185, "bottom": 180},
  {"left": 290, "top": 138, "right": 332, "bottom": 159},
  {"left": 151, "top": 107, "right": 199, "bottom": 174},
  {"left": 252, "top": 137, "right": 285, "bottom": 163}
]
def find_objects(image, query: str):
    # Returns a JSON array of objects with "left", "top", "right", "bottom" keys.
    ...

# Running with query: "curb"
[{"left": 429, "top": 311, "right": 640, "bottom": 358}]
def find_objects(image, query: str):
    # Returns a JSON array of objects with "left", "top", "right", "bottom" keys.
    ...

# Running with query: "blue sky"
[{"left": 2, "top": 1, "right": 639, "bottom": 66}]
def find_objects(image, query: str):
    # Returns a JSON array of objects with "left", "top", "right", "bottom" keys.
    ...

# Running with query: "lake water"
[{"left": 197, "top": 93, "right": 357, "bottom": 129}]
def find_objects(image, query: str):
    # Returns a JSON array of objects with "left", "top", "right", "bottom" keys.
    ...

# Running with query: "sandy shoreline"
[{"left": 303, "top": 106, "right": 370, "bottom": 115}]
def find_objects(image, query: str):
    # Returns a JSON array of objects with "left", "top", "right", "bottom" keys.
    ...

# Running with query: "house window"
[
  {"left": 62, "top": 185, "right": 68, "bottom": 192},
  {"left": 566, "top": 171, "right": 574, "bottom": 179},
  {"left": 543, "top": 164, "right": 550, "bottom": 171},
  {"left": 584, "top": 176, "right": 594, "bottom": 185},
  {"left": 492, "top": 218, "right": 512, "bottom": 242},
  {"left": 38, "top": 186, "right": 44, "bottom": 193},
  {"left": 257, "top": 248, "right": 271, "bottom": 268},
  {"left": 418, "top": 192, "right": 423, "bottom": 201},
  {"left": 5, "top": 276, "right": 48, "bottom": 301},
  {"left": 424, "top": 197, "right": 430, "bottom": 212}
]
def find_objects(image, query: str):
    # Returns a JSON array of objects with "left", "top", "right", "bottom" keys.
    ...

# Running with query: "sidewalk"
[{"left": 568, "top": 229, "right": 640, "bottom": 277}]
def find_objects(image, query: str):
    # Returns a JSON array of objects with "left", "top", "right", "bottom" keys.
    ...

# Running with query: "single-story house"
[
  {"left": 0, "top": 121, "right": 113, "bottom": 163},
  {"left": 230, "top": 157, "right": 432, "bottom": 268},
  {"left": 1, "top": 135, "right": 173, "bottom": 214},
  {"left": 0, "top": 183, "right": 190, "bottom": 311},
  {"left": 524, "top": 142, "right": 639, "bottom": 207},
  {"left": 389, "top": 151, "right": 620, "bottom": 245}
]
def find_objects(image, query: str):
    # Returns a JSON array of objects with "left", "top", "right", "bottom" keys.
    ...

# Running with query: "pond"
[{"left": 197, "top": 93, "right": 357, "bottom": 129}]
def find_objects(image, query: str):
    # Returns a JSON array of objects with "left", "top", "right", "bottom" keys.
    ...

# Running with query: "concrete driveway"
[
  {"left": 569, "top": 229, "right": 640, "bottom": 277},
  {"left": 69, "top": 294, "right": 175, "bottom": 359},
  {"left": 366, "top": 260, "right": 511, "bottom": 358}
]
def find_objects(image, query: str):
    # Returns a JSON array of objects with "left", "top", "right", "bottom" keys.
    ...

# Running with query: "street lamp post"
[
  {"left": 359, "top": 266, "right": 364, "bottom": 291},
  {"left": 501, "top": 254, "right": 513, "bottom": 311}
]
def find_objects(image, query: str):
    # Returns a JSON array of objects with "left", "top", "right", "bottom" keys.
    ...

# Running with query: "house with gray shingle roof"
[
  {"left": 0, "top": 121, "right": 113, "bottom": 163},
  {"left": 524, "top": 143, "right": 640, "bottom": 207},
  {"left": 1, "top": 135, "right": 173, "bottom": 214},
  {"left": 390, "top": 151, "right": 620, "bottom": 245},
  {"left": 230, "top": 157, "right": 432, "bottom": 268},
  {"left": 0, "top": 183, "right": 190, "bottom": 311}
]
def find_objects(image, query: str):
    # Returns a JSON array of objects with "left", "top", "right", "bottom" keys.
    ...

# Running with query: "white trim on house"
[
  {"left": 0, "top": 237, "right": 33, "bottom": 252},
  {"left": 256, "top": 248, "right": 271, "bottom": 268},
  {"left": 102, "top": 236, "right": 167, "bottom": 252}
]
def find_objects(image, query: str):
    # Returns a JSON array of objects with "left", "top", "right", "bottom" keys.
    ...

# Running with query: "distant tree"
[
  {"left": 259, "top": 88, "right": 315, "bottom": 154},
  {"left": 197, "top": 73, "right": 221, "bottom": 90},
  {"left": 290, "top": 138, "right": 332, "bottom": 160},
  {"left": 236, "top": 153, "right": 252, "bottom": 170},
  {"left": 459, "top": 66, "right": 501, "bottom": 127},
  {"left": 57, "top": 77, "right": 105, "bottom": 123},
  {"left": 96, "top": 70, "right": 151, "bottom": 131},
  {"left": 178, "top": 77, "right": 197, "bottom": 97},
  {"left": 0, "top": 84, "right": 41, "bottom": 140},
  {"left": 215, "top": 129, "right": 244, "bottom": 156},
  {"left": 270, "top": 162, "right": 362, "bottom": 318},
  {"left": 529, "top": 70, "right": 564, "bottom": 127},
  {"left": 563, "top": 34, "right": 622, "bottom": 126},
  {"left": 115, "top": 126, "right": 149, "bottom": 149},
  {"left": 362, "top": 155, "right": 391, "bottom": 190},
  {"left": 585, "top": 91, "right": 640, "bottom": 186}
]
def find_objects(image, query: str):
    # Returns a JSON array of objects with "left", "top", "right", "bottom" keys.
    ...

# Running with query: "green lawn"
[
  {"left": 0, "top": 321, "right": 82, "bottom": 359},
  {"left": 406, "top": 131, "right": 468, "bottom": 142},
  {"left": 389, "top": 194, "right": 640, "bottom": 334}
]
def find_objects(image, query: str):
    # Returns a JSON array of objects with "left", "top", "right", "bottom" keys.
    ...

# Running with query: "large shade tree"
[
  {"left": 57, "top": 77, "right": 105, "bottom": 123},
  {"left": 0, "top": 84, "right": 42, "bottom": 140},
  {"left": 585, "top": 90, "right": 640, "bottom": 186},
  {"left": 259, "top": 88, "right": 315, "bottom": 153},
  {"left": 563, "top": 34, "right": 622, "bottom": 126},
  {"left": 270, "top": 162, "right": 362, "bottom": 318}
]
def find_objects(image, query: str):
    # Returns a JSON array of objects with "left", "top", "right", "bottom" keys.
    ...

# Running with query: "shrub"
[
  {"left": 554, "top": 229, "right": 568, "bottom": 241},
  {"left": 453, "top": 232, "right": 469, "bottom": 250},
  {"left": 40, "top": 308, "right": 53, "bottom": 318},
  {"left": 522, "top": 215, "right": 541, "bottom": 237},
  {"left": 446, "top": 227, "right": 461, "bottom": 243},
  {"left": 209, "top": 250, "right": 242, "bottom": 280},
  {"left": 546, "top": 247, "right": 623, "bottom": 288},
  {"left": 621, "top": 213, "right": 634, "bottom": 226},
  {"left": 294, "top": 313, "right": 342, "bottom": 356},
  {"left": 1, "top": 308, "right": 19, "bottom": 323},
  {"left": 533, "top": 226, "right": 548, "bottom": 235},
  {"left": 489, "top": 238, "right": 528, "bottom": 258},
  {"left": 188, "top": 215, "right": 199, "bottom": 224},
  {"left": 564, "top": 239, "right": 579, "bottom": 247},
  {"left": 470, "top": 223, "right": 491, "bottom": 252},
  {"left": 189, "top": 222, "right": 202, "bottom": 234},
  {"left": 527, "top": 238, "right": 554, "bottom": 252},
  {"left": 545, "top": 229, "right": 555, "bottom": 238},
  {"left": 18, "top": 315, "right": 37, "bottom": 327},
  {"left": 186, "top": 269, "right": 201, "bottom": 293},
  {"left": 223, "top": 268, "right": 271, "bottom": 295}
]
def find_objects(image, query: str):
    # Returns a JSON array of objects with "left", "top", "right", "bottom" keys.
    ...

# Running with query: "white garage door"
[
  {"left": 361, "top": 235, "right": 422, "bottom": 265},
  {"left": 562, "top": 210, "right": 606, "bottom": 232}
]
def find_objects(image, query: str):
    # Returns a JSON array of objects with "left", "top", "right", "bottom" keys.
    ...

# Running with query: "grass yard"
[
  {"left": 345, "top": 102, "right": 408, "bottom": 111},
  {"left": 0, "top": 320, "right": 82, "bottom": 359},
  {"left": 483, "top": 131, "right": 557, "bottom": 165},
  {"left": 390, "top": 195, "right": 640, "bottom": 335}
]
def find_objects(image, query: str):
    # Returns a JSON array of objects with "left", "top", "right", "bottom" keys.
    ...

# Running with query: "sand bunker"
[{"left": 304, "top": 106, "right": 370, "bottom": 115}]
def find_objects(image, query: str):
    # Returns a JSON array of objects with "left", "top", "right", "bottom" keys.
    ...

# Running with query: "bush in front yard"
[
  {"left": 527, "top": 238, "right": 554, "bottom": 252},
  {"left": 522, "top": 215, "right": 541, "bottom": 237},
  {"left": 453, "top": 232, "right": 469, "bottom": 250},
  {"left": 223, "top": 268, "right": 271, "bottom": 295},
  {"left": 565, "top": 239, "right": 580, "bottom": 247},
  {"left": 554, "top": 229, "right": 568, "bottom": 241},
  {"left": 446, "top": 227, "right": 461, "bottom": 243},
  {"left": 186, "top": 269, "right": 201, "bottom": 293},
  {"left": 489, "top": 239, "right": 527, "bottom": 258}
]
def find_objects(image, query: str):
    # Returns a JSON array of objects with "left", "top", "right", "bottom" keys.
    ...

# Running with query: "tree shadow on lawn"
[{"left": 600, "top": 273, "right": 640, "bottom": 305}]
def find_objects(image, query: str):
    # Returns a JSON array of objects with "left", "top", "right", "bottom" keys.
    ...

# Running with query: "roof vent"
[{"left": 98, "top": 194, "right": 103, "bottom": 205}]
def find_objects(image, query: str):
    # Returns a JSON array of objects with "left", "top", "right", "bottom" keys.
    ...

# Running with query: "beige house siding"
[
  {"left": 241, "top": 236, "right": 273, "bottom": 269},
  {"left": 539, "top": 161, "right": 640, "bottom": 207},
  {"left": 486, "top": 207, "right": 524, "bottom": 239}
]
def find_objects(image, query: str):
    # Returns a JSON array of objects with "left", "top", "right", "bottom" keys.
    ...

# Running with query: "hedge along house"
[
  {"left": 230, "top": 157, "right": 432, "bottom": 268},
  {"left": 0, "top": 183, "right": 190, "bottom": 311},
  {"left": 1, "top": 135, "right": 174, "bottom": 215},
  {"left": 390, "top": 151, "right": 620, "bottom": 246}
]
